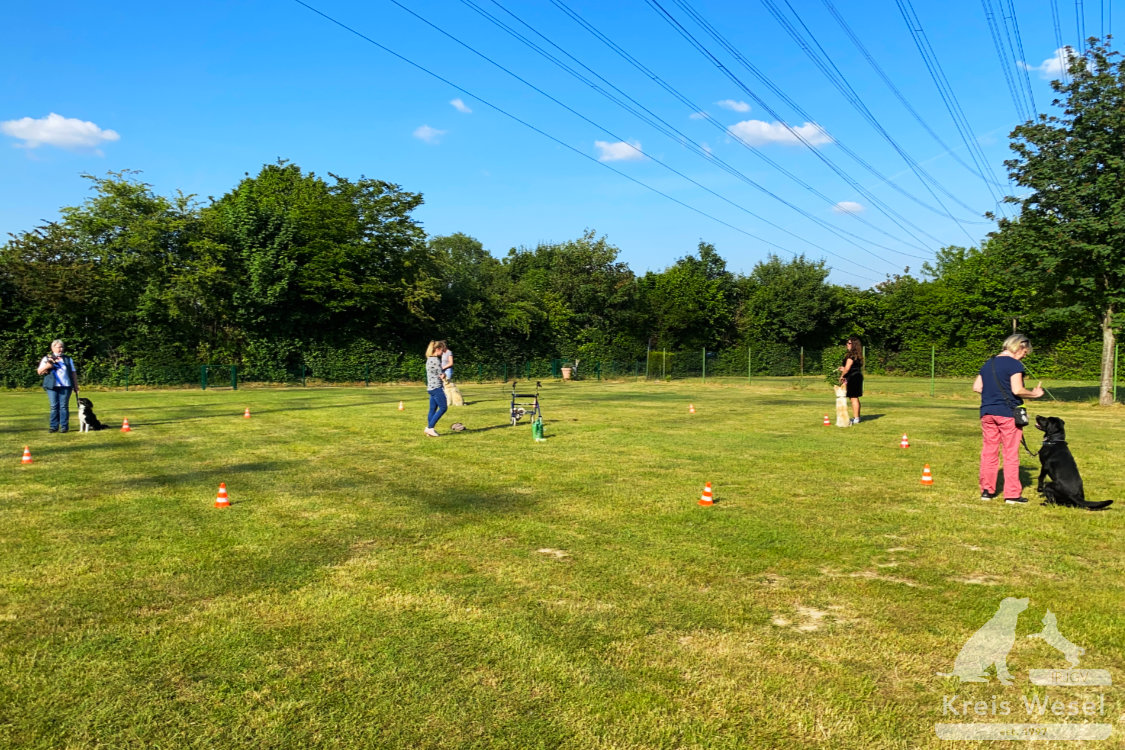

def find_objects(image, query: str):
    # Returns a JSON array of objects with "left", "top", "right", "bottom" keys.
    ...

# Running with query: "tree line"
[{"left": 2, "top": 40, "right": 1122, "bottom": 400}]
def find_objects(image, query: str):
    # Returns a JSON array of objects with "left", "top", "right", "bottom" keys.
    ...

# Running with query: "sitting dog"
[
  {"left": 77, "top": 397, "right": 107, "bottom": 432},
  {"left": 1034, "top": 415, "right": 1113, "bottom": 510},
  {"left": 936, "top": 596, "right": 1028, "bottom": 685},
  {"left": 833, "top": 385, "right": 850, "bottom": 427}
]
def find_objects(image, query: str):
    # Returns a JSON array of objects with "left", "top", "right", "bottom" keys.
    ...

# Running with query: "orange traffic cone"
[
  {"left": 689, "top": 404, "right": 696, "bottom": 414},
  {"left": 920, "top": 465, "right": 933, "bottom": 486},
  {"left": 121, "top": 418, "right": 131, "bottom": 432},
  {"left": 215, "top": 482, "right": 230, "bottom": 508},
  {"left": 823, "top": 414, "right": 831, "bottom": 426},
  {"left": 243, "top": 408, "right": 251, "bottom": 419},
  {"left": 398, "top": 401, "right": 405, "bottom": 411},
  {"left": 21, "top": 446, "right": 32, "bottom": 464},
  {"left": 900, "top": 433, "right": 910, "bottom": 449},
  {"left": 699, "top": 482, "right": 714, "bottom": 506}
]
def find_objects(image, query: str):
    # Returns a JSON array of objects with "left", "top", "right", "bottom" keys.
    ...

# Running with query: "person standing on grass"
[
  {"left": 424, "top": 340, "right": 449, "bottom": 437},
  {"left": 440, "top": 341, "right": 453, "bottom": 381},
  {"left": 837, "top": 335, "right": 864, "bottom": 425},
  {"left": 972, "top": 333, "right": 1044, "bottom": 504},
  {"left": 37, "top": 339, "right": 79, "bottom": 433}
]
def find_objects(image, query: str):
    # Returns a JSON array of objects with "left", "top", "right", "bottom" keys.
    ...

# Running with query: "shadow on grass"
[{"left": 419, "top": 486, "right": 539, "bottom": 515}]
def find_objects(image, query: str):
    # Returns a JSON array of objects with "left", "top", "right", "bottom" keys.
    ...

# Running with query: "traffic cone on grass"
[
  {"left": 920, "top": 465, "right": 934, "bottom": 486},
  {"left": 21, "top": 446, "right": 32, "bottom": 464},
  {"left": 398, "top": 401, "right": 404, "bottom": 411},
  {"left": 121, "top": 418, "right": 131, "bottom": 432},
  {"left": 689, "top": 404, "right": 696, "bottom": 414},
  {"left": 243, "top": 408, "right": 251, "bottom": 418},
  {"left": 215, "top": 482, "right": 230, "bottom": 508},
  {"left": 900, "top": 433, "right": 910, "bottom": 449},
  {"left": 823, "top": 414, "right": 831, "bottom": 426},
  {"left": 699, "top": 482, "right": 714, "bottom": 506}
]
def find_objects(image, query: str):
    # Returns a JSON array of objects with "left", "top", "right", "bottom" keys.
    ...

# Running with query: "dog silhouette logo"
[
  {"left": 1028, "top": 610, "right": 1085, "bottom": 668},
  {"left": 937, "top": 597, "right": 1028, "bottom": 685}
]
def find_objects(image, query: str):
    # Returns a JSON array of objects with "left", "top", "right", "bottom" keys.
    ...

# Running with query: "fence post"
[
  {"left": 702, "top": 347, "right": 706, "bottom": 384},
  {"left": 662, "top": 349, "right": 666, "bottom": 380},
  {"left": 645, "top": 343, "right": 650, "bottom": 380},
  {"left": 596, "top": 362, "right": 601, "bottom": 381},
  {"left": 124, "top": 366, "right": 129, "bottom": 392},
  {"left": 302, "top": 364, "right": 307, "bottom": 387},
  {"left": 365, "top": 364, "right": 370, "bottom": 387},
  {"left": 930, "top": 345, "right": 935, "bottom": 397},
  {"left": 1115, "top": 343, "right": 1119, "bottom": 403},
  {"left": 748, "top": 346, "right": 752, "bottom": 383},
  {"left": 478, "top": 363, "right": 483, "bottom": 384},
  {"left": 800, "top": 347, "right": 805, "bottom": 380},
  {"left": 201, "top": 365, "right": 207, "bottom": 390},
  {"left": 231, "top": 365, "right": 238, "bottom": 390}
]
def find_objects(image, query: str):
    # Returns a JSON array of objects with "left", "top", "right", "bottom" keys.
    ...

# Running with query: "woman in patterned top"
[{"left": 423, "top": 340, "right": 449, "bottom": 437}]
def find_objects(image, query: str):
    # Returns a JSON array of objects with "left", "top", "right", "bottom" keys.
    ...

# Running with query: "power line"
[
  {"left": 820, "top": 0, "right": 1006, "bottom": 193},
  {"left": 387, "top": 0, "right": 912, "bottom": 268},
  {"left": 288, "top": 0, "right": 885, "bottom": 283},
  {"left": 648, "top": 0, "right": 960, "bottom": 250},
  {"left": 458, "top": 0, "right": 933, "bottom": 261},
  {"left": 760, "top": 0, "right": 988, "bottom": 237},
  {"left": 981, "top": 0, "right": 1031, "bottom": 121},
  {"left": 1002, "top": 0, "right": 1038, "bottom": 114},
  {"left": 1050, "top": 0, "right": 1073, "bottom": 84},
  {"left": 895, "top": 0, "right": 1012, "bottom": 219}
]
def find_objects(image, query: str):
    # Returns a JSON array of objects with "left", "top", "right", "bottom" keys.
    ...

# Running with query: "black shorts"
[{"left": 845, "top": 374, "right": 863, "bottom": 399}]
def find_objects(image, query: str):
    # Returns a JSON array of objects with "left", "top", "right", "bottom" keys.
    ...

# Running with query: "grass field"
[{"left": 1, "top": 377, "right": 1122, "bottom": 749}]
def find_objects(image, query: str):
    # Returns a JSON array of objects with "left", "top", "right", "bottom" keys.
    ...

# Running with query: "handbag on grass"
[{"left": 989, "top": 357, "right": 1030, "bottom": 427}]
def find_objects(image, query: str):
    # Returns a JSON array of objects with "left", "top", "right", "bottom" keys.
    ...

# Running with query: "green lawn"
[{"left": 1, "top": 378, "right": 1122, "bottom": 749}]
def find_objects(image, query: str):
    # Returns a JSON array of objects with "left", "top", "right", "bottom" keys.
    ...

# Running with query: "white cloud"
[
  {"left": 728, "top": 119, "right": 833, "bottom": 147},
  {"left": 1017, "top": 47, "right": 1074, "bottom": 79},
  {"left": 833, "top": 201, "right": 865, "bottom": 214},
  {"left": 595, "top": 139, "right": 644, "bottom": 162},
  {"left": 716, "top": 99, "right": 751, "bottom": 112},
  {"left": 450, "top": 98, "right": 472, "bottom": 114},
  {"left": 0, "top": 113, "right": 119, "bottom": 150},
  {"left": 413, "top": 124, "right": 446, "bottom": 144},
  {"left": 689, "top": 111, "right": 708, "bottom": 120}
]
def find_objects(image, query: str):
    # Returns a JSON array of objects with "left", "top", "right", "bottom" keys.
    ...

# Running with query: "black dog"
[
  {"left": 1034, "top": 416, "right": 1113, "bottom": 510},
  {"left": 77, "top": 397, "right": 107, "bottom": 432}
]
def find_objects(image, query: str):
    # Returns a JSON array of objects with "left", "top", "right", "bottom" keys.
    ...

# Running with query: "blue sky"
[{"left": 0, "top": 0, "right": 1106, "bottom": 287}]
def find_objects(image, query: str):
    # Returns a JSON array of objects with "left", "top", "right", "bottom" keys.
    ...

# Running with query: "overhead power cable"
[
  {"left": 650, "top": 0, "right": 967, "bottom": 247},
  {"left": 820, "top": 0, "right": 1005, "bottom": 193},
  {"left": 288, "top": 0, "right": 885, "bottom": 283},
  {"left": 1002, "top": 0, "right": 1038, "bottom": 115},
  {"left": 387, "top": 0, "right": 912, "bottom": 268},
  {"left": 981, "top": 0, "right": 1032, "bottom": 121},
  {"left": 1076, "top": 0, "right": 1087, "bottom": 50},
  {"left": 1050, "top": 0, "right": 1073, "bottom": 84},
  {"left": 760, "top": 0, "right": 987, "bottom": 237},
  {"left": 459, "top": 0, "right": 932, "bottom": 260},
  {"left": 895, "top": 0, "right": 1012, "bottom": 219}
]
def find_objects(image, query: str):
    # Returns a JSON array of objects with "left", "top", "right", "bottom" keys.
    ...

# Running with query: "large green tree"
[{"left": 995, "top": 39, "right": 1125, "bottom": 404}]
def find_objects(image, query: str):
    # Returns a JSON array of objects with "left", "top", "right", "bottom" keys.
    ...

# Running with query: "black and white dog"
[
  {"left": 1035, "top": 415, "right": 1113, "bottom": 510},
  {"left": 77, "top": 397, "right": 107, "bottom": 432}
]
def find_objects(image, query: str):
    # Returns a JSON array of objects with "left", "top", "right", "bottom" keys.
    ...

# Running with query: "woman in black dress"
[{"left": 837, "top": 336, "right": 864, "bottom": 425}]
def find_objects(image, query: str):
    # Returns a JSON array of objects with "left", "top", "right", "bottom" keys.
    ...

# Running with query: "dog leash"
[{"left": 988, "top": 357, "right": 1039, "bottom": 457}]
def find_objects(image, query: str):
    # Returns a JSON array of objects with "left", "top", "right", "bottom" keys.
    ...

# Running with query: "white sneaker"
[
  {"left": 424, "top": 427, "right": 439, "bottom": 437},
  {"left": 850, "top": 417, "right": 860, "bottom": 425}
]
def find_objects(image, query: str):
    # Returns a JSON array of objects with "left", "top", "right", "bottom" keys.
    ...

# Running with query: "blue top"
[{"left": 979, "top": 356, "right": 1025, "bottom": 419}]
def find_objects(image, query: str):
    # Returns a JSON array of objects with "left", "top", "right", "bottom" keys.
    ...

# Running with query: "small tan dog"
[
  {"left": 443, "top": 380, "right": 465, "bottom": 407},
  {"left": 833, "top": 386, "right": 850, "bottom": 427}
]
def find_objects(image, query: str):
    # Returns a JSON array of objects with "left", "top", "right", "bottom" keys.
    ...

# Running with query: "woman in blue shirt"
[
  {"left": 36, "top": 339, "right": 79, "bottom": 433},
  {"left": 971, "top": 334, "right": 1044, "bottom": 503}
]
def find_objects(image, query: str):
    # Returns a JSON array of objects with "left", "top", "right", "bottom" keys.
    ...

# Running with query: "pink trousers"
[{"left": 980, "top": 415, "right": 1023, "bottom": 499}]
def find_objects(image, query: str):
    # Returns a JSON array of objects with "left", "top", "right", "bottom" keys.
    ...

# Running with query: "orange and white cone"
[
  {"left": 398, "top": 401, "right": 405, "bottom": 411},
  {"left": 900, "top": 433, "right": 910, "bottom": 449},
  {"left": 823, "top": 414, "right": 831, "bottom": 426},
  {"left": 121, "top": 418, "right": 131, "bottom": 432},
  {"left": 689, "top": 404, "right": 696, "bottom": 414},
  {"left": 920, "top": 464, "right": 934, "bottom": 486},
  {"left": 243, "top": 408, "right": 251, "bottom": 419},
  {"left": 215, "top": 482, "right": 230, "bottom": 508},
  {"left": 21, "top": 446, "right": 32, "bottom": 464},
  {"left": 698, "top": 482, "right": 714, "bottom": 506}
]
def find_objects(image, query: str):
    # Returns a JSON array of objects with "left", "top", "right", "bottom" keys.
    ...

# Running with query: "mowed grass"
[{"left": 0, "top": 377, "right": 1122, "bottom": 749}]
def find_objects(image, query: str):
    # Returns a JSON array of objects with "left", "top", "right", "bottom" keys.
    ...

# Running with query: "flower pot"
[{"left": 561, "top": 367, "right": 572, "bottom": 380}]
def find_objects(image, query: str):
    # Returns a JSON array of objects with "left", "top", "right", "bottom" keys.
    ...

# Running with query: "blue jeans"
[
  {"left": 46, "top": 386, "right": 72, "bottom": 430},
  {"left": 427, "top": 387, "right": 448, "bottom": 429}
]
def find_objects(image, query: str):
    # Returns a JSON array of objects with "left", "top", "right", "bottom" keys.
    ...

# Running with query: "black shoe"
[
  {"left": 48, "top": 428, "right": 58, "bottom": 433},
  {"left": 980, "top": 490, "right": 998, "bottom": 501},
  {"left": 59, "top": 428, "right": 68, "bottom": 433},
  {"left": 1005, "top": 497, "right": 1028, "bottom": 505}
]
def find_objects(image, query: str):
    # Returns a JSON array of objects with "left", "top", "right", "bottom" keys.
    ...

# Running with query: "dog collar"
[{"left": 1040, "top": 439, "right": 1067, "bottom": 445}]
